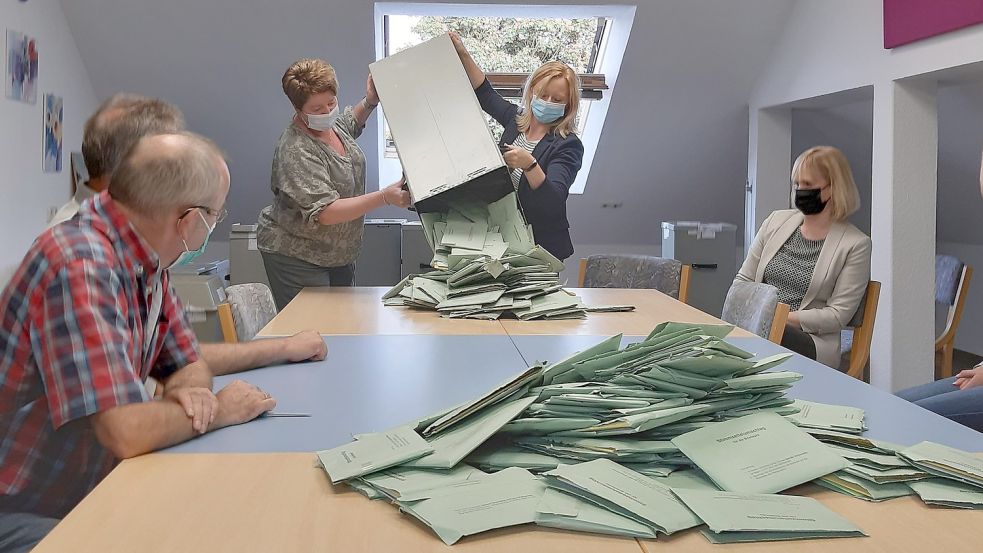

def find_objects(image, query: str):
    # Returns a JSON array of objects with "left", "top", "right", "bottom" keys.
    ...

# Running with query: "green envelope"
[
  {"left": 843, "top": 464, "right": 932, "bottom": 484},
  {"left": 671, "top": 412, "right": 849, "bottom": 494},
  {"left": 358, "top": 464, "right": 486, "bottom": 501},
  {"left": 898, "top": 441, "right": 983, "bottom": 489},
  {"left": 907, "top": 478, "right": 983, "bottom": 509},
  {"left": 823, "top": 443, "right": 911, "bottom": 470},
  {"left": 815, "top": 471, "right": 915, "bottom": 501},
  {"left": 422, "top": 365, "right": 543, "bottom": 437},
  {"left": 465, "top": 444, "right": 567, "bottom": 472},
  {"left": 398, "top": 467, "right": 546, "bottom": 545},
  {"left": 534, "top": 488, "right": 657, "bottom": 539},
  {"left": 671, "top": 488, "right": 866, "bottom": 543},
  {"left": 786, "top": 400, "right": 866, "bottom": 434},
  {"left": 315, "top": 426, "right": 434, "bottom": 483},
  {"left": 407, "top": 396, "right": 537, "bottom": 469},
  {"left": 723, "top": 370, "right": 803, "bottom": 390},
  {"left": 544, "top": 458, "right": 702, "bottom": 535}
]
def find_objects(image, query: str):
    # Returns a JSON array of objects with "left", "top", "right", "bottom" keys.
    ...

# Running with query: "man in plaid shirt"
[{"left": 0, "top": 132, "right": 276, "bottom": 551}]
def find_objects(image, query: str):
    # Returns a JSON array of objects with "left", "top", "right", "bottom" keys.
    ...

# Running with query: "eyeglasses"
[{"left": 181, "top": 205, "right": 228, "bottom": 223}]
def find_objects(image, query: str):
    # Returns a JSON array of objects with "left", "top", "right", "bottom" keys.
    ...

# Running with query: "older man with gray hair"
[
  {"left": 50, "top": 94, "right": 327, "bottom": 378},
  {"left": 49, "top": 94, "right": 185, "bottom": 226},
  {"left": 0, "top": 132, "right": 274, "bottom": 551}
]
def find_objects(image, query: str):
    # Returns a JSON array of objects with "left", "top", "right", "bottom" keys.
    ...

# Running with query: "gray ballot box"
[
  {"left": 661, "top": 221, "right": 738, "bottom": 317},
  {"left": 401, "top": 220, "right": 434, "bottom": 278},
  {"left": 228, "top": 223, "right": 270, "bottom": 288},
  {"left": 370, "top": 34, "right": 513, "bottom": 216},
  {"left": 169, "top": 260, "right": 230, "bottom": 343},
  {"left": 355, "top": 219, "right": 404, "bottom": 286}
]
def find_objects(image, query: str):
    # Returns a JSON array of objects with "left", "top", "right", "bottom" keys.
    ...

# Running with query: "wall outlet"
[{"left": 601, "top": 202, "right": 623, "bottom": 209}]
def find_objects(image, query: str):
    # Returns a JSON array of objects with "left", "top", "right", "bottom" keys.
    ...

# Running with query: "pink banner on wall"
[{"left": 884, "top": 0, "right": 983, "bottom": 48}]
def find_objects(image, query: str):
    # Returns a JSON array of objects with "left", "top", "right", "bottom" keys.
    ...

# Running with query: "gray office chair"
[
  {"left": 934, "top": 255, "right": 973, "bottom": 379},
  {"left": 578, "top": 254, "right": 691, "bottom": 302},
  {"left": 721, "top": 281, "right": 789, "bottom": 344},
  {"left": 218, "top": 283, "right": 278, "bottom": 342}
]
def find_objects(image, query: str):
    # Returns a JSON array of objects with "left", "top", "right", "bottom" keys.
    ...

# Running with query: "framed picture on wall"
[
  {"left": 70, "top": 151, "right": 88, "bottom": 195},
  {"left": 5, "top": 30, "right": 39, "bottom": 104},
  {"left": 43, "top": 93, "right": 63, "bottom": 172}
]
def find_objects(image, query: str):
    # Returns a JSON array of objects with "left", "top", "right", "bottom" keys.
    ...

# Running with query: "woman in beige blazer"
[{"left": 736, "top": 146, "right": 871, "bottom": 368}]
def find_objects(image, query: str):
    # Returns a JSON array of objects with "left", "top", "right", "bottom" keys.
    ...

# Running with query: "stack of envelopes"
[
  {"left": 383, "top": 192, "right": 624, "bottom": 320},
  {"left": 313, "top": 322, "right": 983, "bottom": 544}
]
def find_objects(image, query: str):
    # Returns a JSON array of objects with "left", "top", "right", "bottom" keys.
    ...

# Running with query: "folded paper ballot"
[
  {"left": 423, "top": 365, "right": 544, "bottom": 437},
  {"left": 672, "top": 412, "right": 849, "bottom": 494},
  {"left": 842, "top": 464, "right": 931, "bottom": 484},
  {"left": 786, "top": 399, "right": 867, "bottom": 434},
  {"left": 316, "top": 426, "right": 433, "bottom": 483},
  {"left": 822, "top": 442, "right": 911, "bottom": 471},
  {"left": 815, "top": 471, "right": 915, "bottom": 502},
  {"left": 408, "top": 396, "right": 537, "bottom": 469},
  {"left": 671, "top": 488, "right": 866, "bottom": 544},
  {"left": 898, "top": 441, "right": 983, "bottom": 489},
  {"left": 544, "top": 459, "right": 702, "bottom": 535},
  {"left": 534, "top": 487, "right": 657, "bottom": 539},
  {"left": 805, "top": 428, "right": 900, "bottom": 454},
  {"left": 357, "top": 465, "right": 486, "bottom": 501},
  {"left": 907, "top": 478, "right": 983, "bottom": 509},
  {"left": 397, "top": 467, "right": 546, "bottom": 545}
]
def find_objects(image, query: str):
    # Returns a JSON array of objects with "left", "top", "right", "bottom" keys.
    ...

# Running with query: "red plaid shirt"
[{"left": 0, "top": 192, "right": 199, "bottom": 517}]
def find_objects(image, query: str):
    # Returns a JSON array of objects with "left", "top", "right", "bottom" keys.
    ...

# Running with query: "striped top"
[
  {"left": 509, "top": 133, "right": 540, "bottom": 190},
  {"left": 762, "top": 227, "right": 825, "bottom": 311}
]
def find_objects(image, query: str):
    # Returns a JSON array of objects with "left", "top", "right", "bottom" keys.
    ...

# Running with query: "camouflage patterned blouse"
[{"left": 257, "top": 107, "right": 366, "bottom": 267}]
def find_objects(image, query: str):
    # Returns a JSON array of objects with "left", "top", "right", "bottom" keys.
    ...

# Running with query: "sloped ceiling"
[{"left": 61, "top": 0, "right": 795, "bottom": 245}]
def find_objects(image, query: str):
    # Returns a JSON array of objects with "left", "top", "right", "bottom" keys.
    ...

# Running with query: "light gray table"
[{"left": 165, "top": 335, "right": 527, "bottom": 453}]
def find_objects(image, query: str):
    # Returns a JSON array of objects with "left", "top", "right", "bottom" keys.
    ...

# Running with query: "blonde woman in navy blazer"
[
  {"left": 736, "top": 146, "right": 871, "bottom": 368},
  {"left": 451, "top": 32, "right": 583, "bottom": 261}
]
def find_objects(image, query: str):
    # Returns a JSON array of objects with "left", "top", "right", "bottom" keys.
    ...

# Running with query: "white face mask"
[{"left": 304, "top": 104, "right": 339, "bottom": 131}]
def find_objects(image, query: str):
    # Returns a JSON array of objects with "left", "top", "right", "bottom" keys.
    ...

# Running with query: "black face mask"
[{"left": 794, "top": 188, "right": 828, "bottom": 215}]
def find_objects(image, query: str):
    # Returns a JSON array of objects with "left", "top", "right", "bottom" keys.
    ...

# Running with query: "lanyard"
[{"left": 142, "top": 275, "right": 163, "bottom": 371}]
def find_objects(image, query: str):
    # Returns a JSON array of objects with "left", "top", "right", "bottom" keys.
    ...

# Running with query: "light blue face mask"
[
  {"left": 531, "top": 95, "right": 566, "bottom": 124},
  {"left": 169, "top": 211, "right": 215, "bottom": 269}
]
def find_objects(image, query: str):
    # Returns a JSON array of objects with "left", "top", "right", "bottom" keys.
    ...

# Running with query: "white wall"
[
  {"left": 0, "top": 1, "right": 97, "bottom": 285},
  {"left": 749, "top": 0, "right": 983, "bottom": 390}
]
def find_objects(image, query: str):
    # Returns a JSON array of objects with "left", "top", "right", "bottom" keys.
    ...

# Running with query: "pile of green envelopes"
[
  {"left": 382, "top": 192, "right": 632, "bottom": 320},
  {"left": 313, "top": 322, "right": 983, "bottom": 545}
]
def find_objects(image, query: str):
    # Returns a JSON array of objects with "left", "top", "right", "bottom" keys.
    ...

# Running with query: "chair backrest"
[
  {"left": 934, "top": 256, "right": 972, "bottom": 346},
  {"left": 224, "top": 283, "right": 278, "bottom": 342},
  {"left": 842, "top": 280, "right": 881, "bottom": 381},
  {"left": 935, "top": 255, "right": 965, "bottom": 307},
  {"left": 721, "top": 281, "right": 784, "bottom": 340},
  {"left": 579, "top": 254, "right": 684, "bottom": 298}
]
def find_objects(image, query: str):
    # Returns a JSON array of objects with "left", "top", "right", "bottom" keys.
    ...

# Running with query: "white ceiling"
[{"left": 60, "top": 0, "right": 795, "bottom": 246}]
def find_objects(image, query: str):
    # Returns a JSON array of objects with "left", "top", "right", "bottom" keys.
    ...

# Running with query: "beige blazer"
[{"left": 736, "top": 209, "right": 872, "bottom": 368}]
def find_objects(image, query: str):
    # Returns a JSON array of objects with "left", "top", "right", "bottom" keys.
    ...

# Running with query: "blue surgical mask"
[
  {"left": 169, "top": 211, "right": 215, "bottom": 269},
  {"left": 531, "top": 95, "right": 566, "bottom": 124},
  {"left": 304, "top": 104, "right": 339, "bottom": 131}
]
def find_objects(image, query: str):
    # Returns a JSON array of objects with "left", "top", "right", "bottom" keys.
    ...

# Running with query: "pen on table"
[{"left": 262, "top": 412, "right": 312, "bottom": 418}]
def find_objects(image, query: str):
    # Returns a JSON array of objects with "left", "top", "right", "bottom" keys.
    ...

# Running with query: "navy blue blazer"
[{"left": 474, "top": 79, "right": 583, "bottom": 261}]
